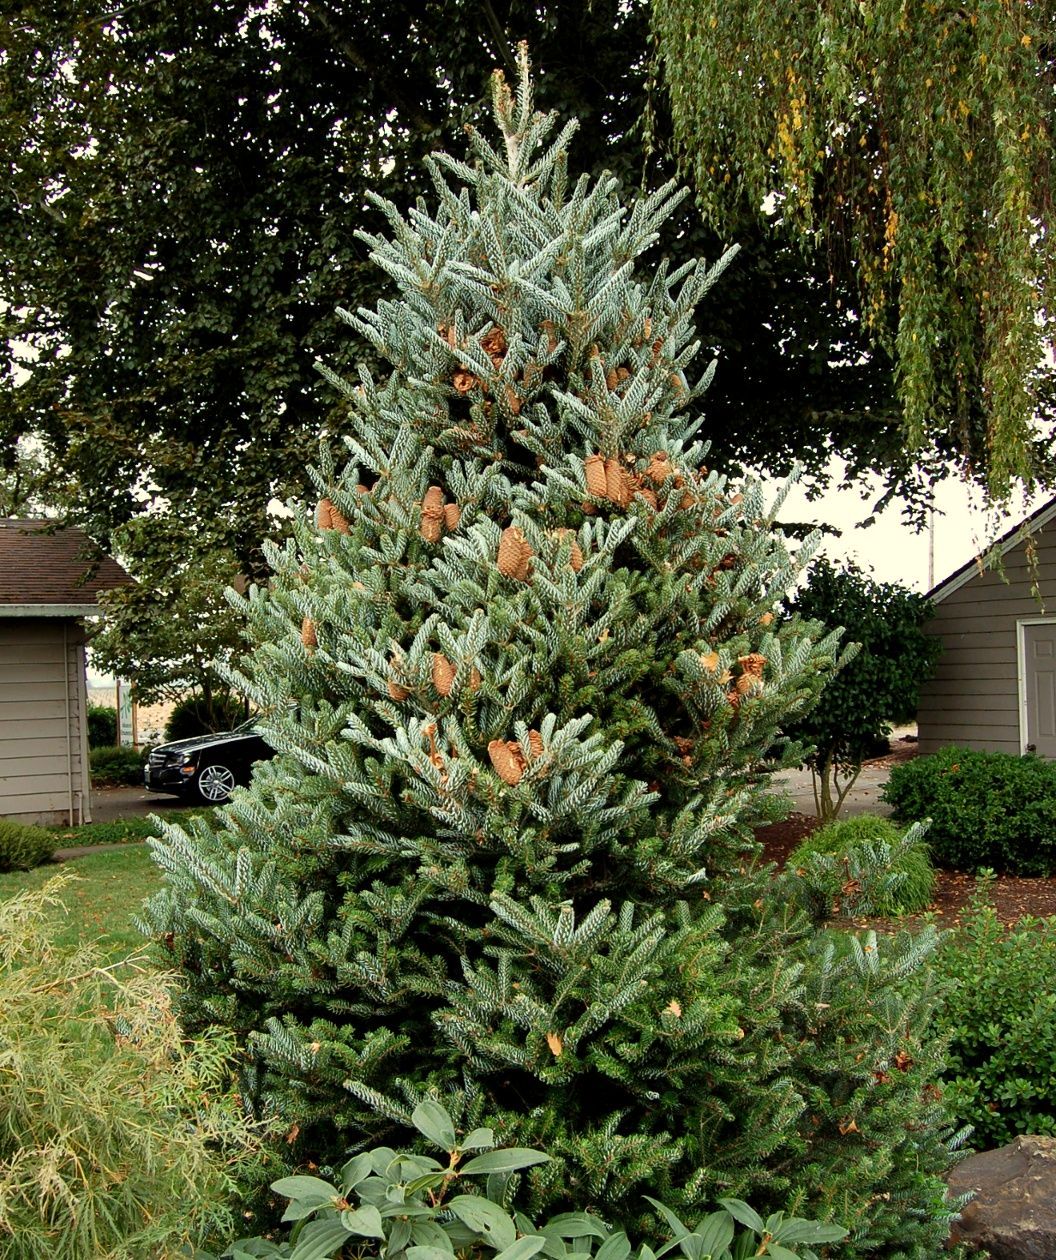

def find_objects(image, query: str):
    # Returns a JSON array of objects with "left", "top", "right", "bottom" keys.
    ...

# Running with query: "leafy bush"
[
  {"left": 883, "top": 745, "right": 1056, "bottom": 874},
  {"left": 90, "top": 744, "right": 149, "bottom": 787},
  {"left": 787, "top": 816, "right": 935, "bottom": 919},
  {"left": 0, "top": 874, "right": 274, "bottom": 1259},
  {"left": 165, "top": 691, "right": 247, "bottom": 741},
  {"left": 211, "top": 1101, "right": 846, "bottom": 1260},
  {"left": 86, "top": 703, "right": 118, "bottom": 748},
  {"left": 781, "top": 560, "right": 941, "bottom": 819},
  {"left": 0, "top": 818, "right": 54, "bottom": 871},
  {"left": 933, "top": 881, "right": 1056, "bottom": 1148}
]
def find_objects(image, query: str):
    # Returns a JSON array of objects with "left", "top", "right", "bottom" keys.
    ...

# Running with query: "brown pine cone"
[
  {"left": 636, "top": 486, "right": 658, "bottom": 510},
  {"left": 444, "top": 502, "right": 461, "bottom": 531},
  {"left": 387, "top": 679, "right": 410, "bottom": 702},
  {"left": 584, "top": 453, "right": 607, "bottom": 498},
  {"left": 541, "top": 320, "right": 559, "bottom": 353},
  {"left": 504, "top": 385, "right": 523, "bottom": 416},
  {"left": 699, "top": 650, "right": 721, "bottom": 673},
  {"left": 438, "top": 322, "right": 457, "bottom": 347},
  {"left": 420, "top": 514, "right": 442, "bottom": 544},
  {"left": 488, "top": 739, "right": 526, "bottom": 786},
  {"left": 432, "top": 652, "right": 456, "bottom": 697},
  {"left": 553, "top": 528, "right": 584, "bottom": 572},
  {"left": 605, "top": 367, "right": 619, "bottom": 391},
  {"left": 527, "top": 729, "right": 544, "bottom": 758},
  {"left": 420, "top": 485, "right": 445, "bottom": 543},
  {"left": 481, "top": 326, "right": 507, "bottom": 357},
  {"left": 645, "top": 452, "right": 672, "bottom": 484},
  {"left": 497, "top": 526, "right": 532, "bottom": 581},
  {"left": 604, "top": 458, "right": 633, "bottom": 508},
  {"left": 329, "top": 506, "right": 350, "bottom": 534},
  {"left": 300, "top": 616, "right": 317, "bottom": 649},
  {"left": 453, "top": 370, "right": 478, "bottom": 394},
  {"left": 316, "top": 498, "right": 334, "bottom": 529},
  {"left": 738, "top": 652, "right": 767, "bottom": 678}
]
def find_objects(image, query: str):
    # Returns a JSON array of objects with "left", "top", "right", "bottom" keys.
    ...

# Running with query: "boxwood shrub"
[
  {"left": 89, "top": 745, "right": 149, "bottom": 788},
  {"left": 882, "top": 745, "right": 1056, "bottom": 874},
  {"left": 934, "top": 883, "right": 1056, "bottom": 1147},
  {"left": 0, "top": 819, "right": 54, "bottom": 872}
]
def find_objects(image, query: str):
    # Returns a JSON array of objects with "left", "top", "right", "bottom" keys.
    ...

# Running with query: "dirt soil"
[{"left": 754, "top": 740, "right": 1056, "bottom": 928}]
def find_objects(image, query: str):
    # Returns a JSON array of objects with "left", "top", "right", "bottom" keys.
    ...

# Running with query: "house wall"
[
  {"left": 0, "top": 618, "right": 91, "bottom": 825},
  {"left": 918, "top": 530, "right": 1056, "bottom": 755}
]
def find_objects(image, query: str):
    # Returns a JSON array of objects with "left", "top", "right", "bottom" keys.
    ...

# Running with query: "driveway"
[{"left": 90, "top": 785, "right": 200, "bottom": 824}]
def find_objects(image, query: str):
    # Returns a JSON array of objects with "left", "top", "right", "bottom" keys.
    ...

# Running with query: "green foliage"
[
  {"left": 932, "top": 883, "right": 1056, "bottom": 1148},
  {"left": 0, "top": 874, "right": 275, "bottom": 1259},
  {"left": 0, "top": 818, "right": 53, "bottom": 872},
  {"left": 787, "top": 817, "right": 936, "bottom": 920},
  {"left": 87, "top": 703, "right": 118, "bottom": 749},
  {"left": 653, "top": 0, "right": 1056, "bottom": 498},
  {"left": 782, "top": 561, "right": 941, "bottom": 819},
  {"left": 165, "top": 692, "right": 249, "bottom": 741},
  {"left": 143, "top": 55, "right": 960, "bottom": 1254},
  {"left": 213, "top": 1101, "right": 847, "bottom": 1260},
  {"left": 883, "top": 745, "right": 1056, "bottom": 875},
  {"left": 90, "top": 744, "right": 149, "bottom": 787}
]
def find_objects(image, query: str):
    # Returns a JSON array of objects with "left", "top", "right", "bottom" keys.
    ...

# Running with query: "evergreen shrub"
[
  {"left": 86, "top": 703, "right": 118, "bottom": 748},
  {"left": 90, "top": 744, "right": 149, "bottom": 787},
  {"left": 146, "top": 50, "right": 962, "bottom": 1254},
  {"left": 883, "top": 745, "right": 1056, "bottom": 874},
  {"left": 787, "top": 816, "right": 935, "bottom": 919},
  {"left": 0, "top": 818, "right": 53, "bottom": 871},
  {"left": 0, "top": 875, "right": 274, "bottom": 1259},
  {"left": 933, "top": 883, "right": 1056, "bottom": 1148},
  {"left": 165, "top": 691, "right": 247, "bottom": 741}
]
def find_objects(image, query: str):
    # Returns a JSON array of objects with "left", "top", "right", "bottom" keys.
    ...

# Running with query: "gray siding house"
[
  {"left": 918, "top": 498, "right": 1056, "bottom": 758},
  {"left": 0, "top": 520, "right": 129, "bottom": 825}
]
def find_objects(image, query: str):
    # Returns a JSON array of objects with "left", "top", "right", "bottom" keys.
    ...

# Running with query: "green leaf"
[
  {"left": 493, "top": 1235, "right": 548, "bottom": 1260},
  {"left": 412, "top": 1099, "right": 457, "bottom": 1150},
  {"left": 271, "top": 1176, "right": 340, "bottom": 1203},
  {"left": 460, "top": 1148, "right": 551, "bottom": 1174},
  {"left": 595, "top": 1232, "right": 632, "bottom": 1260},
  {"left": 281, "top": 1194, "right": 333, "bottom": 1223},
  {"left": 448, "top": 1195, "right": 518, "bottom": 1250},
  {"left": 460, "top": 1127, "right": 496, "bottom": 1151},
  {"left": 340, "top": 1205, "right": 386, "bottom": 1239},
  {"left": 406, "top": 1249, "right": 457, "bottom": 1260},
  {"left": 761, "top": 1246, "right": 801, "bottom": 1260},
  {"left": 289, "top": 1217, "right": 352, "bottom": 1260},
  {"left": 771, "top": 1220, "right": 848, "bottom": 1245},
  {"left": 717, "top": 1200, "right": 765, "bottom": 1235},
  {"left": 643, "top": 1197, "right": 691, "bottom": 1240},
  {"left": 693, "top": 1215, "right": 735, "bottom": 1259},
  {"left": 341, "top": 1153, "right": 374, "bottom": 1192}
]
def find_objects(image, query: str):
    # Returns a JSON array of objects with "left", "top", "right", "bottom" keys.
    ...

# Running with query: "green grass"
[
  {"left": 0, "top": 848, "right": 163, "bottom": 960},
  {"left": 48, "top": 807, "right": 208, "bottom": 849}
]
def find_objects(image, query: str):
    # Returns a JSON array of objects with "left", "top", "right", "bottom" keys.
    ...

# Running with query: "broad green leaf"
[
  {"left": 340, "top": 1204, "right": 386, "bottom": 1239},
  {"left": 289, "top": 1217, "right": 352, "bottom": 1260},
  {"left": 461, "top": 1148, "right": 551, "bottom": 1175},
  {"left": 595, "top": 1231, "right": 632, "bottom": 1260},
  {"left": 340, "top": 1153, "right": 374, "bottom": 1192},
  {"left": 405, "top": 1172, "right": 448, "bottom": 1196},
  {"left": 540, "top": 1214, "right": 608, "bottom": 1240},
  {"left": 407, "top": 1249, "right": 457, "bottom": 1260},
  {"left": 693, "top": 1214, "right": 735, "bottom": 1258},
  {"left": 409, "top": 1220, "right": 454, "bottom": 1252},
  {"left": 771, "top": 1220, "right": 848, "bottom": 1245},
  {"left": 387, "top": 1217, "right": 413, "bottom": 1255},
  {"left": 271, "top": 1175, "right": 339, "bottom": 1202},
  {"left": 460, "top": 1127, "right": 496, "bottom": 1151},
  {"left": 372, "top": 1147, "right": 399, "bottom": 1176},
  {"left": 643, "top": 1197, "right": 690, "bottom": 1240},
  {"left": 448, "top": 1194, "right": 518, "bottom": 1250},
  {"left": 761, "top": 1245, "right": 801, "bottom": 1260},
  {"left": 717, "top": 1200, "right": 765, "bottom": 1235},
  {"left": 412, "top": 1099, "right": 457, "bottom": 1150},
  {"left": 280, "top": 1194, "right": 333, "bottom": 1223},
  {"left": 492, "top": 1234, "right": 548, "bottom": 1260}
]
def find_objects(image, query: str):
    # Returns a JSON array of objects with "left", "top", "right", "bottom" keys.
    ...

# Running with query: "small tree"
[{"left": 783, "top": 560, "right": 941, "bottom": 819}]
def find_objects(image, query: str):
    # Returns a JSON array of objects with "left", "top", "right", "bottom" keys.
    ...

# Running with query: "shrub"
[
  {"left": 883, "top": 745, "right": 1056, "bottom": 874},
  {"left": 932, "top": 881, "right": 1056, "bottom": 1148},
  {"left": 0, "top": 874, "right": 274, "bottom": 1259},
  {"left": 90, "top": 744, "right": 149, "bottom": 787},
  {"left": 0, "top": 818, "right": 54, "bottom": 871},
  {"left": 211, "top": 1101, "right": 847, "bottom": 1260},
  {"left": 165, "top": 691, "right": 247, "bottom": 741},
  {"left": 86, "top": 704, "right": 118, "bottom": 748},
  {"left": 787, "top": 816, "right": 936, "bottom": 919}
]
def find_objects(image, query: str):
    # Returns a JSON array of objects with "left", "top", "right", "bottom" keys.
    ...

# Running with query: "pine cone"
[
  {"left": 488, "top": 739, "right": 526, "bottom": 786},
  {"left": 420, "top": 513, "right": 442, "bottom": 544},
  {"left": 316, "top": 498, "right": 333, "bottom": 529},
  {"left": 420, "top": 485, "right": 446, "bottom": 543},
  {"left": 481, "top": 326, "right": 507, "bottom": 357},
  {"left": 504, "top": 385, "right": 523, "bottom": 415},
  {"left": 527, "top": 729, "right": 544, "bottom": 758},
  {"left": 759, "top": 612, "right": 774, "bottom": 627},
  {"left": 553, "top": 528, "right": 584, "bottom": 572},
  {"left": 636, "top": 486, "right": 658, "bottom": 510},
  {"left": 583, "top": 453, "right": 607, "bottom": 498},
  {"left": 738, "top": 653, "right": 767, "bottom": 678},
  {"left": 604, "top": 458, "right": 632, "bottom": 508},
  {"left": 432, "top": 652, "right": 456, "bottom": 697},
  {"left": 453, "top": 370, "right": 478, "bottom": 394},
  {"left": 605, "top": 367, "right": 619, "bottom": 391},
  {"left": 645, "top": 452, "right": 672, "bottom": 484},
  {"left": 541, "top": 320, "right": 559, "bottom": 353},
  {"left": 387, "top": 679, "right": 410, "bottom": 702},
  {"left": 444, "top": 502, "right": 461, "bottom": 531},
  {"left": 300, "top": 616, "right": 317, "bottom": 650},
  {"left": 438, "top": 322, "right": 457, "bottom": 347},
  {"left": 699, "top": 651, "right": 721, "bottom": 674},
  {"left": 497, "top": 526, "right": 532, "bottom": 581}
]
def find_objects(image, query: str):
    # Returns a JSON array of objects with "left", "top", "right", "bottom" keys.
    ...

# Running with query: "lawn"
[
  {"left": 49, "top": 807, "right": 208, "bottom": 849},
  {"left": 0, "top": 847, "right": 163, "bottom": 960}
]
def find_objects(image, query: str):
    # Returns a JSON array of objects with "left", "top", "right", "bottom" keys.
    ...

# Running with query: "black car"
[{"left": 144, "top": 718, "right": 275, "bottom": 804}]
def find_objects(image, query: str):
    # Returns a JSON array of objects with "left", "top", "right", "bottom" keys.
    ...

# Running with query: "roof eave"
[{"left": 0, "top": 603, "right": 100, "bottom": 618}]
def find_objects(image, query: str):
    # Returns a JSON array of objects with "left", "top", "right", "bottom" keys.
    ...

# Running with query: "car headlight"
[{"left": 177, "top": 752, "right": 198, "bottom": 765}]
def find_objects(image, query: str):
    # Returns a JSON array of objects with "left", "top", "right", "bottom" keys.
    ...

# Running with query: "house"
[
  {"left": 917, "top": 497, "right": 1056, "bottom": 758},
  {"left": 0, "top": 519, "right": 130, "bottom": 825}
]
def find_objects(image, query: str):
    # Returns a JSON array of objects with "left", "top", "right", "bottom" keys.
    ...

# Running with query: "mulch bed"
[{"left": 753, "top": 740, "right": 1056, "bottom": 928}]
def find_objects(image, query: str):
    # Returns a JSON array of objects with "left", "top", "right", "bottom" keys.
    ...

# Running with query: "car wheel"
[{"left": 195, "top": 762, "right": 237, "bottom": 804}]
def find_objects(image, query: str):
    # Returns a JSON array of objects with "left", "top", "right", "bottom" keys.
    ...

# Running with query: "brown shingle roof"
[{"left": 0, "top": 519, "right": 131, "bottom": 608}]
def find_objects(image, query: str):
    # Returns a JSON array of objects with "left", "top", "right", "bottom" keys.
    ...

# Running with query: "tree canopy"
[
  {"left": 2, "top": 0, "right": 950, "bottom": 591},
  {"left": 653, "top": 0, "right": 1056, "bottom": 499}
]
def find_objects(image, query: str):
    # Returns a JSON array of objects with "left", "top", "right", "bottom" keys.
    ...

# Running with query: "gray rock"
[{"left": 948, "top": 1135, "right": 1056, "bottom": 1259}]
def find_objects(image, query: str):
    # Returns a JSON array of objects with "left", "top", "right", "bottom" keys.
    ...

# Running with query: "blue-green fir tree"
[{"left": 145, "top": 48, "right": 963, "bottom": 1255}]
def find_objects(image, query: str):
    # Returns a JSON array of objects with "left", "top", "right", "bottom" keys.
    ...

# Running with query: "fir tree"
[{"left": 145, "top": 48, "right": 961, "bottom": 1253}]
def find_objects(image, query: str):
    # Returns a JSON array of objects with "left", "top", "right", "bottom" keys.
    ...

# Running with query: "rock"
[{"left": 947, "top": 1135, "right": 1056, "bottom": 1259}]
